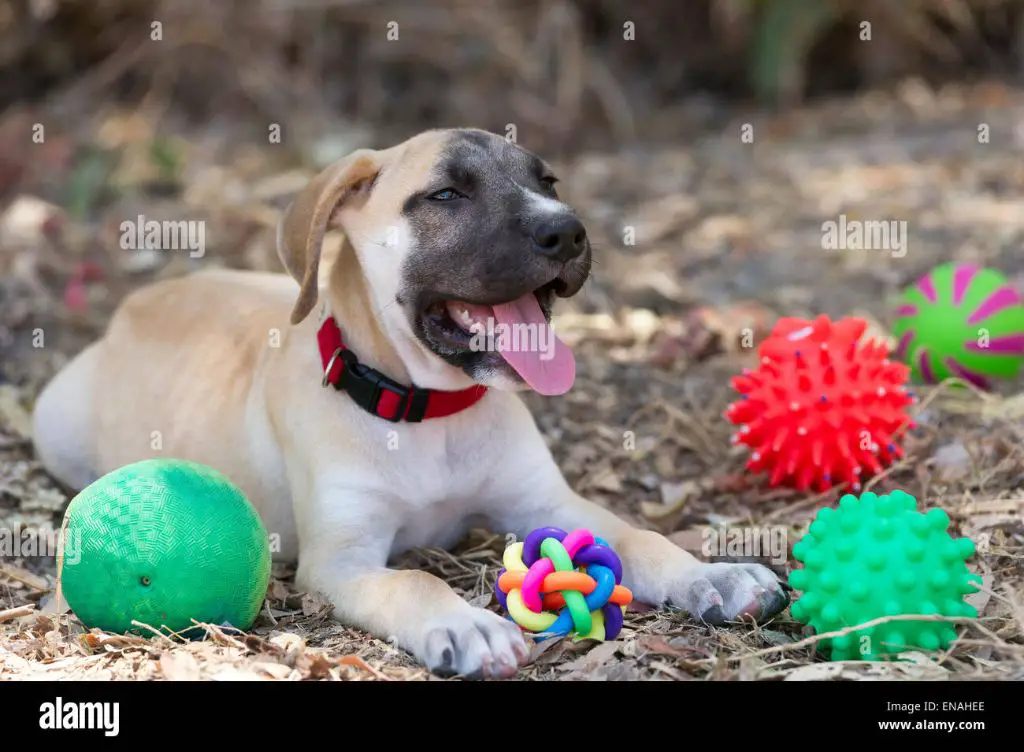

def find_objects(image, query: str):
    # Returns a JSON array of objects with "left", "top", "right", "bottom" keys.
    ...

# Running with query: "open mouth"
[
  {"left": 419, "top": 278, "right": 576, "bottom": 395},
  {"left": 423, "top": 279, "right": 565, "bottom": 345}
]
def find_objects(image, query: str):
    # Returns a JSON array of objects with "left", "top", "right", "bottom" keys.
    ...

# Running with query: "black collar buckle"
[{"left": 332, "top": 349, "right": 427, "bottom": 423}]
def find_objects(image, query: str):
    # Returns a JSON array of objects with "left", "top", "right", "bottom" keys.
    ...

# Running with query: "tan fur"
[
  {"left": 33, "top": 129, "right": 786, "bottom": 678},
  {"left": 278, "top": 150, "right": 380, "bottom": 324}
]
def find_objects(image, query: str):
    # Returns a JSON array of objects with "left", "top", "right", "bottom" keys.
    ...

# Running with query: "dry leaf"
[
  {"left": 784, "top": 662, "right": 845, "bottom": 681},
  {"left": 2, "top": 565, "right": 49, "bottom": 591},
  {"left": 653, "top": 452, "right": 676, "bottom": 478},
  {"left": 300, "top": 591, "right": 332, "bottom": 616},
  {"left": 0, "top": 385, "right": 33, "bottom": 437},
  {"left": 642, "top": 481, "right": 698, "bottom": 519},
  {"left": 22, "top": 487, "right": 68, "bottom": 512},
  {"left": 0, "top": 195, "right": 65, "bottom": 248},
  {"left": 654, "top": 301, "right": 774, "bottom": 364},
  {"left": 588, "top": 468, "right": 623, "bottom": 493},
  {"left": 32, "top": 614, "right": 55, "bottom": 632},
  {"left": 990, "top": 393, "right": 1024, "bottom": 420},
  {"left": 253, "top": 661, "right": 294, "bottom": 679},
  {"left": 641, "top": 500, "right": 674, "bottom": 519},
  {"left": 560, "top": 639, "right": 621, "bottom": 673},
  {"left": 760, "top": 630, "right": 796, "bottom": 647},
  {"left": 467, "top": 593, "right": 493, "bottom": 609},
  {"left": 964, "top": 567, "right": 994, "bottom": 617},
  {"left": 269, "top": 632, "right": 305, "bottom": 653},
  {"left": 160, "top": 651, "right": 201, "bottom": 681},
  {"left": 660, "top": 480, "right": 696, "bottom": 506},
  {"left": 303, "top": 653, "right": 335, "bottom": 680},
  {"left": 268, "top": 579, "right": 291, "bottom": 602},
  {"left": 932, "top": 441, "right": 971, "bottom": 483},
  {"left": 529, "top": 636, "right": 566, "bottom": 664},
  {"left": 38, "top": 588, "right": 70, "bottom": 615},
  {"left": 647, "top": 660, "right": 694, "bottom": 680},
  {"left": 854, "top": 660, "right": 949, "bottom": 681},
  {"left": 636, "top": 635, "right": 704, "bottom": 659}
]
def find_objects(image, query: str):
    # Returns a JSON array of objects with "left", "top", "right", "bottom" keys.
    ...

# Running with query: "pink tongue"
[{"left": 491, "top": 294, "right": 576, "bottom": 395}]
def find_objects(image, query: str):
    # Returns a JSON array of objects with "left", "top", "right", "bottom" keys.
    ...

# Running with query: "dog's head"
[{"left": 277, "top": 128, "right": 590, "bottom": 395}]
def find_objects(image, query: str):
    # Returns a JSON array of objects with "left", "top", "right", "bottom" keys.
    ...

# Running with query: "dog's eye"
[
  {"left": 539, "top": 176, "right": 558, "bottom": 192},
  {"left": 428, "top": 188, "right": 463, "bottom": 201}
]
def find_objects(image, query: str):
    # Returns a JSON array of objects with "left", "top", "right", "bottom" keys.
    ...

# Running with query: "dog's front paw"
[
  {"left": 670, "top": 562, "right": 789, "bottom": 625},
  {"left": 417, "top": 606, "right": 530, "bottom": 679}
]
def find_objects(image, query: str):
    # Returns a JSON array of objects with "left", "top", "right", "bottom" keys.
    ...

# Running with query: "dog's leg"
[
  {"left": 491, "top": 445, "right": 788, "bottom": 625},
  {"left": 294, "top": 490, "right": 529, "bottom": 678},
  {"left": 32, "top": 341, "right": 104, "bottom": 491},
  {"left": 302, "top": 564, "right": 529, "bottom": 678}
]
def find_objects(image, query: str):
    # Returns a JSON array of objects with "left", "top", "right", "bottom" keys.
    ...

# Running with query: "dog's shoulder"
[
  {"left": 99, "top": 269, "right": 301, "bottom": 391},
  {"left": 127, "top": 267, "right": 296, "bottom": 301},
  {"left": 110, "top": 269, "right": 293, "bottom": 328},
  {"left": 189, "top": 268, "right": 300, "bottom": 296}
]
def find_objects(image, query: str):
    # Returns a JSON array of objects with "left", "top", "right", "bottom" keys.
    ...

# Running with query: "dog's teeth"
[{"left": 456, "top": 307, "right": 475, "bottom": 329}]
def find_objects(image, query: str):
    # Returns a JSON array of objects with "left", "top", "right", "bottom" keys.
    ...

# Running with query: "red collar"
[{"left": 317, "top": 315, "right": 487, "bottom": 422}]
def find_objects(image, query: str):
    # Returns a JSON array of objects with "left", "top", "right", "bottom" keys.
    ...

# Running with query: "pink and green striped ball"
[{"left": 892, "top": 263, "right": 1024, "bottom": 389}]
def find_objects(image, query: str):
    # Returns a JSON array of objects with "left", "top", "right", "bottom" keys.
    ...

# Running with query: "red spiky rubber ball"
[{"left": 724, "top": 315, "right": 916, "bottom": 493}]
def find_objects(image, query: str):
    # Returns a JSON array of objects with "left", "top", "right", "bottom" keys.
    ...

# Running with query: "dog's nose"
[{"left": 531, "top": 216, "right": 587, "bottom": 262}]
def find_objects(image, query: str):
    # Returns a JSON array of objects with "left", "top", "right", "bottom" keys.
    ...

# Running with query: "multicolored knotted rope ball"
[{"left": 495, "top": 527, "right": 632, "bottom": 641}]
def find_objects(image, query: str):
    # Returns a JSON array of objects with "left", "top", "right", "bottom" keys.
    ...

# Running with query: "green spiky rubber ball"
[
  {"left": 59, "top": 458, "right": 271, "bottom": 635},
  {"left": 787, "top": 490, "right": 981, "bottom": 661},
  {"left": 892, "top": 262, "right": 1024, "bottom": 389}
]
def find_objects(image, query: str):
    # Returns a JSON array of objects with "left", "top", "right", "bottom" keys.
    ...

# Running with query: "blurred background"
[
  {"left": 3, "top": 0, "right": 1024, "bottom": 144},
  {"left": 1, "top": 0, "right": 1022, "bottom": 364},
  {"left": 1, "top": 0, "right": 1023, "bottom": 679}
]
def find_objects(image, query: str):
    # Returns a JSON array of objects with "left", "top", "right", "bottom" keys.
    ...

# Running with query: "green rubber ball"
[
  {"left": 59, "top": 458, "right": 271, "bottom": 635},
  {"left": 892, "top": 262, "right": 1024, "bottom": 389},
  {"left": 787, "top": 490, "right": 981, "bottom": 661}
]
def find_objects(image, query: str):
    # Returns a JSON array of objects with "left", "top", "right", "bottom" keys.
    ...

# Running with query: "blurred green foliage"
[
  {"left": 66, "top": 149, "right": 114, "bottom": 221},
  {"left": 750, "top": 0, "right": 842, "bottom": 103},
  {"left": 743, "top": 0, "right": 1019, "bottom": 103}
]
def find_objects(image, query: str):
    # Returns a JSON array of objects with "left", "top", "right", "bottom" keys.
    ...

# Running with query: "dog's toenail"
[
  {"left": 700, "top": 605, "right": 727, "bottom": 624},
  {"left": 737, "top": 599, "right": 762, "bottom": 617},
  {"left": 767, "top": 588, "right": 790, "bottom": 612}
]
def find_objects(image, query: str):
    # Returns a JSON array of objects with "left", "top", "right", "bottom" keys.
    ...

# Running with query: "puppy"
[{"left": 32, "top": 128, "right": 787, "bottom": 678}]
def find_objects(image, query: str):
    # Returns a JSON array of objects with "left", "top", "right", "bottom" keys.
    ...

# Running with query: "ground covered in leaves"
[{"left": 2, "top": 81, "right": 1023, "bottom": 680}]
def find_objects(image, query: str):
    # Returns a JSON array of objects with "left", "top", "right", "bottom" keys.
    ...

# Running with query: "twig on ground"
[{"left": 0, "top": 605, "right": 34, "bottom": 622}]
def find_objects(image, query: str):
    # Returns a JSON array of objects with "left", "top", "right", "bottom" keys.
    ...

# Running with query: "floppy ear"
[{"left": 277, "top": 149, "right": 380, "bottom": 325}]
